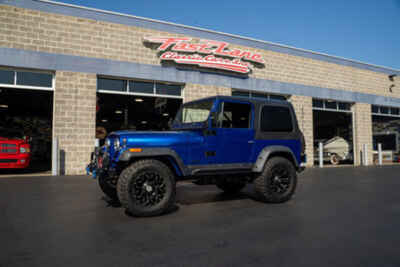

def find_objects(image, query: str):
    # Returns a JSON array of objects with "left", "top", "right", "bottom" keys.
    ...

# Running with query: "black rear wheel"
[
  {"left": 254, "top": 157, "right": 297, "bottom": 203},
  {"left": 117, "top": 159, "right": 176, "bottom": 217}
]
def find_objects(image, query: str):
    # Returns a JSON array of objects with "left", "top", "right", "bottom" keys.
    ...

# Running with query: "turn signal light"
[{"left": 129, "top": 148, "right": 142, "bottom": 152}]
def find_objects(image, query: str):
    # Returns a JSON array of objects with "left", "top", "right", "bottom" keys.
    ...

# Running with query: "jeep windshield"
[{"left": 172, "top": 99, "right": 214, "bottom": 129}]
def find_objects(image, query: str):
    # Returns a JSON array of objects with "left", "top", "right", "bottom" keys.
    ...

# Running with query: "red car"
[{"left": 0, "top": 131, "right": 31, "bottom": 169}]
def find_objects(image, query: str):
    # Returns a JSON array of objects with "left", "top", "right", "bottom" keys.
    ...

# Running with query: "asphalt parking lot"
[{"left": 1, "top": 166, "right": 400, "bottom": 267}]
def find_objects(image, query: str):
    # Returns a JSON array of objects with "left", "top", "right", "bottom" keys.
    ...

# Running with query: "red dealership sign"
[{"left": 144, "top": 37, "right": 264, "bottom": 74}]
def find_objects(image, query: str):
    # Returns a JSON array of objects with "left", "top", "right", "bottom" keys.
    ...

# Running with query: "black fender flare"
[
  {"left": 118, "top": 148, "right": 190, "bottom": 176},
  {"left": 252, "top": 145, "right": 299, "bottom": 172}
]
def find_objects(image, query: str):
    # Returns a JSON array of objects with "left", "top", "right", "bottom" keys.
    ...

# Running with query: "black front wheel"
[
  {"left": 117, "top": 159, "right": 176, "bottom": 217},
  {"left": 254, "top": 157, "right": 297, "bottom": 203}
]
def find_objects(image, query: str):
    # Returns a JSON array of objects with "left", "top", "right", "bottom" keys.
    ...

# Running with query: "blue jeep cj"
[{"left": 87, "top": 95, "right": 306, "bottom": 216}]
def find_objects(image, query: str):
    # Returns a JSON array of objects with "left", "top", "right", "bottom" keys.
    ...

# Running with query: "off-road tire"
[
  {"left": 117, "top": 159, "right": 176, "bottom": 217},
  {"left": 216, "top": 177, "right": 246, "bottom": 194},
  {"left": 254, "top": 157, "right": 297, "bottom": 203},
  {"left": 98, "top": 173, "right": 118, "bottom": 201}
]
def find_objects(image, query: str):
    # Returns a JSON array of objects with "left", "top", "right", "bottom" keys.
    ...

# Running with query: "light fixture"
[
  {"left": 0, "top": 104, "right": 8, "bottom": 108},
  {"left": 115, "top": 110, "right": 123, "bottom": 114},
  {"left": 101, "top": 119, "right": 108, "bottom": 122},
  {"left": 135, "top": 98, "right": 144, "bottom": 102},
  {"left": 162, "top": 113, "right": 169, "bottom": 116},
  {"left": 141, "top": 121, "right": 147, "bottom": 124}
]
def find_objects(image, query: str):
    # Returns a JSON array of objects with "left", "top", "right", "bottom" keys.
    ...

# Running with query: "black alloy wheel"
[
  {"left": 268, "top": 165, "right": 291, "bottom": 194},
  {"left": 131, "top": 170, "right": 167, "bottom": 207},
  {"left": 117, "top": 159, "right": 176, "bottom": 217},
  {"left": 254, "top": 156, "right": 297, "bottom": 203}
]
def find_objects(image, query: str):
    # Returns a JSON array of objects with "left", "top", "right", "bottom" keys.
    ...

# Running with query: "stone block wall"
[
  {"left": 53, "top": 71, "right": 97, "bottom": 175},
  {"left": 289, "top": 95, "right": 314, "bottom": 166},
  {"left": 352, "top": 103, "right": 373, "bottom": 165},
  {"left": 184, "top": 83, "right": 231, "bottom": 103}
]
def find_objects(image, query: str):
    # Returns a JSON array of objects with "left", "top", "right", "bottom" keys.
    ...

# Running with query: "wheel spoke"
[{"left": 131, "top": 170, "right": 166, "bottom": 208}]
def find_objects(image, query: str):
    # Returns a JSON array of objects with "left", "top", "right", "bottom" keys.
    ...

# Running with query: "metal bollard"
[
  {"left": 319, "top": 142, "right": 323, "bottom": 168},
  {"left": 52, "top": 137, "right": 59, "bottom": 176},
  {"left": 378, "top": 143, "right": 382, "bottom": 166}
]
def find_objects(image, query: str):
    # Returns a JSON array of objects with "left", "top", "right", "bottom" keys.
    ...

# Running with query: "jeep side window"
[
  {"left": 217, "top": 102, "right": 251, "bottom": 128},
  {"left": 261, "top": 106, "right": 293, "bottom": 132}
]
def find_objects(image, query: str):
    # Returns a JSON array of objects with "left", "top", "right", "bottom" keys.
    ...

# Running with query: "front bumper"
[
  {"left": 0, "top": 154, "right": 30, "bottom": 169},
  {"left": 86, "top": 148, "right": 110, "bottom": 178}
]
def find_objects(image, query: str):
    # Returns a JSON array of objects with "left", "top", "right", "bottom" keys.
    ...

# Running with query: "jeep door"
[{"left": 209, "top": 100, "right": 255, "bottom": 164}]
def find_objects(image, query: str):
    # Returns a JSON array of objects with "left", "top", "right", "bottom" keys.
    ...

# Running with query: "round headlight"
[
  {"left": 105, "top": 138, "right": 111, "bottom": 147},
  {"left": 114, "top": 138, "right": 120, "bottom": 150}
]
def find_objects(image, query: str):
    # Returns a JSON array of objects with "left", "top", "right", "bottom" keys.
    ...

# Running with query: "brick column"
[
  {"left": 183, "top": 83, "right": 231, "bottom": 103},
  {"left": 53, "top": 71, "right": 97, "bottom": 175},
  {"left": 352, "top": 103, "right": 373, "bottom": 166},
  {"left": 289, "top": 95, "right": 314, "bottom": 166}
]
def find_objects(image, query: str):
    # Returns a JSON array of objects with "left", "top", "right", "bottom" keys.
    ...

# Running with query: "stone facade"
[
  {"left": 289, "top": 95, "right": 314, "bottom": 166},
  {"left": 352, "top": 103, "right": 373, "bottom": 166},
  {"left": 53, "top": 71, "right": 97, "bottom": 175},
  {"left": 184, "top": 83, "right": 231, "bottom": 103},
  {"left": 0, "top": 3, "right": 398, "bottom": 174}
]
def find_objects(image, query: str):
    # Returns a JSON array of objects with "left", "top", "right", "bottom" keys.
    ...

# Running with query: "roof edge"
[{"left": 1, "top": 0, "right": 398, "bottom": 75}]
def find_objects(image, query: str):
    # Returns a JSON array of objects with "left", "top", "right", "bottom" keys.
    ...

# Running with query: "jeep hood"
[{"left": 111, "top": 130, "right": 203, "bottom": 147}]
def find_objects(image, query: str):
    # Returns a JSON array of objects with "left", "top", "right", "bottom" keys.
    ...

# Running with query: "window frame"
[
  {"left": 312, "top": 98, "right": 353, "bottom": 113},
  {"left": 0, "top": 67, "right": 54, "bottom": 91},
  {"left": 371, "top": 105, "right": 400, "bottom": 118},
  {"left": 97, "top": 76, "right": 183, "bottom": 99}
]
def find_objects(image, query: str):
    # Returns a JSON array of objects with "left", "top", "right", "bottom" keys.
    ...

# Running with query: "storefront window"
[
  {"left": 0, "top": 69, "right": 14, "bottom": 84},
  {"left": 155, "top": 83, "right": 181, "bottom": 96},
  {"left": 232, "top": 91, "right": 250, "bottom": 98},
  {"left": 325, "top": 101, "right": 337, "bottom": 110},
  {"left": 380, "top": 107, "right": 389, "bottom": 114},
  {"left": 371, "top": 105, "right": 379, "bottom": 114},
  {"left": 97, "top": 78, "right": 127, "bottom": 92},
  {"left": 129, "top": 81, "right": 154, "bottom": 94},
  {"left": 269, "top": 95, "right": 287, "bottom": 101},
  {"left": 16, "top": 71, "right": 52, "bottom": 87},
  {"left": 312, "top": 99, "right": 323, "bottom": 108},
  {"left": 252, "top": 93, "right": 269, "bottom": 100},
  {"left": 338, "top": 102, "right": 351, "bottom": 111},
  {"left": 391, "top": 108, "right": 400, "bottom": 116},
  {"left": 313, "top": 99, "right": 352, "bottom": 111},
  {"left": 232, "top": 89, "right": 287, "bottom": 100}
]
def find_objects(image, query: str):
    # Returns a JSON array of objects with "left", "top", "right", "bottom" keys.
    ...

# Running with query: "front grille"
[
  {"left": 0, "top": 144, "right": 17, "bottom": 153},
  {"left": 0, "top": 159, "right": 18, "bottom": 163}
]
